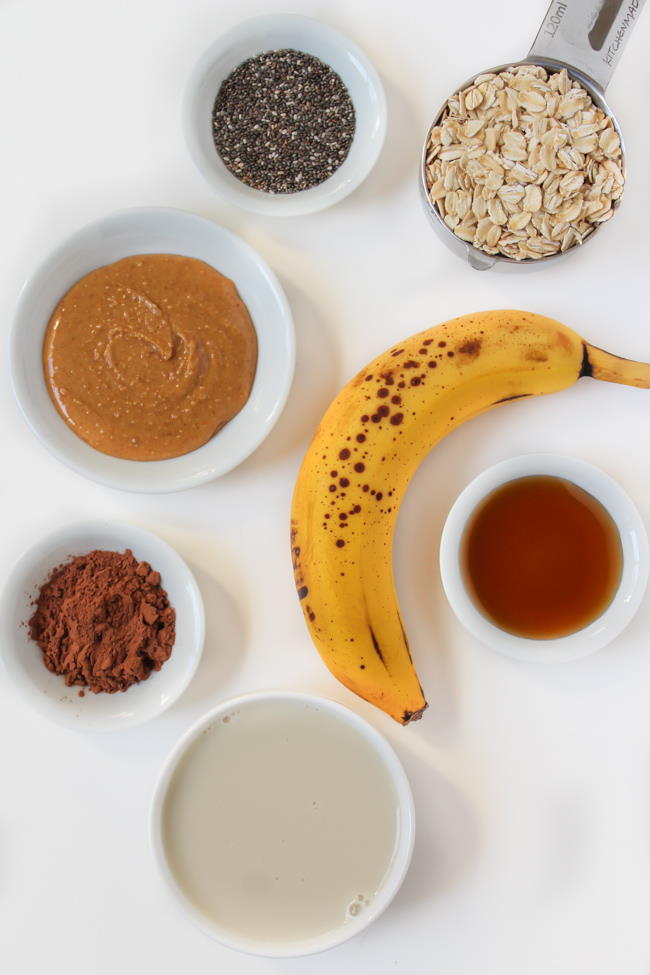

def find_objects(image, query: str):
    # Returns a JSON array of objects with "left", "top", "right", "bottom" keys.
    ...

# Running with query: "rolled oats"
[
  {"left": 523, "top": 185, "right": 542, "bottom": 212},
  {"left": 425, "top": 64, "right": 624, "bottom": 261}
]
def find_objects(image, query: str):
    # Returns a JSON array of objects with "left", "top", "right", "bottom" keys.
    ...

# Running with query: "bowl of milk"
[{"left": 150, "top": 691, "right": 415, "bottom": 956}]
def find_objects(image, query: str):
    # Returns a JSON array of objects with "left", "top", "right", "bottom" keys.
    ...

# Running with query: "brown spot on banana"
[
  {"left": 556, "top": 330, "right": 574, "bottom": 353},
  {"left": 493, "top": 393, "right": 533, "bottom": 405},
  {"left": 458, "top": 339, "right": 482, "bottom": 357},
  {"left": 524, "top": 349, "right": 548, "bottom": 362},
  {"left": 369, "top": 626, "right": 386, "bottom": 667},
  {"left": 291, "top": 521, "right": 308, "bottom": 597}
]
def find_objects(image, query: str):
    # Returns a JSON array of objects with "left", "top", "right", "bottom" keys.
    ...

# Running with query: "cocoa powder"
[{"left": 28, "top": 549, "right": 176, "bottom": 694}]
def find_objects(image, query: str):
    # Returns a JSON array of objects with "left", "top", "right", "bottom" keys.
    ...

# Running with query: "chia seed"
[{"left": 212, "top": 49, "right": 356, "bottom": 194}]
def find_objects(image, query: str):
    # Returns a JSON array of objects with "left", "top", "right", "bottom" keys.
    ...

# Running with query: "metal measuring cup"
[{"left": 420, "top": 0, "right": 646, "bottom": 270}]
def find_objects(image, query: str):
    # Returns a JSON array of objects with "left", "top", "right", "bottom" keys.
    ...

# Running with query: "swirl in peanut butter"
[{"left": 43, "top": 254, "right": 257, "bottom": 461}]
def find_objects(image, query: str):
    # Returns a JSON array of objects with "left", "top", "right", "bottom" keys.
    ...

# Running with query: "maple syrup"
[{"left": 462, "top": 475, "right": 623, "bottom": 639}]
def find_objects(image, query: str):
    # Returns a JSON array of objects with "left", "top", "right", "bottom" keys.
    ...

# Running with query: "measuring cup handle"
[{"left": 528, "top": 0, "right": 646, "bottom": 91}]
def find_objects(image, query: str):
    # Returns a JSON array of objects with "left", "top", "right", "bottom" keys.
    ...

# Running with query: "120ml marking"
[{"left": 544, "top": 1, "right": 567, "bottom": 37}]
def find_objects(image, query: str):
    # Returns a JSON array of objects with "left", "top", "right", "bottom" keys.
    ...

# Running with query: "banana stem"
[{"left": 583, "top": 343, "right": 650, "bottom": 389}]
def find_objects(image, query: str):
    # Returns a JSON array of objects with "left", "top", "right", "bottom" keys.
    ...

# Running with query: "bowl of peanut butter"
[{"left": 10, "top": 208, "right": 295, "bottom": 492}]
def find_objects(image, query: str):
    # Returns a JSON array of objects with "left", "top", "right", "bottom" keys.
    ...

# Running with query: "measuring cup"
[{"left": 420, "top": 0, "right": 645, "bottom": 270}]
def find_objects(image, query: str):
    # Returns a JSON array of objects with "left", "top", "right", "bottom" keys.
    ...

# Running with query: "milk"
[{"left": 162, "top": 697, "right": 400, "bottom": 943}]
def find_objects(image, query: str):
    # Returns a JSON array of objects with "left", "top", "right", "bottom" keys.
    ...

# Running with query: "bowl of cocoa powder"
[{"left": 0, "top": 521, "right": 205, "bottom": 731}]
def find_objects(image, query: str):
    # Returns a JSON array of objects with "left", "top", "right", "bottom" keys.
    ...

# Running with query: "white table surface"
[{"left": 2, "top": 1, "right": 650, "bottom": 972}]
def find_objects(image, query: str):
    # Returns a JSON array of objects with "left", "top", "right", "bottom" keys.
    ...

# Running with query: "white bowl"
[
  {"left": 151, "top": 691, "right": 415, "bottom": 957},
  {"left": 9, "top": 207, "right": 295, "bottom": 493},
  {"left": 439, "top": 455, "right": 649, "bottom": 662},
  {"left": 0, "top": 521, "right": 205, "bottom": 731},
  {"left": 183, "top": 14, "right": 387, "bottom": 216}
]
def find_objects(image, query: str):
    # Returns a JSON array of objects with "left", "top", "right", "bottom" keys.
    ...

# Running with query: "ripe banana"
[{"left": 291, "top": 310, "right": 650, "bottom": 725}]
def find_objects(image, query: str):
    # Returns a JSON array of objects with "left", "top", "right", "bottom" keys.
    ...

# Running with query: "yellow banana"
[{"left": 291, "top": 310, "right": 650, "bottom": 725}]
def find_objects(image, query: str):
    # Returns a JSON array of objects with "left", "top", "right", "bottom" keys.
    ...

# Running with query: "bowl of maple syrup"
[{"left": 440, "top": 455, "right": 648, "bottom": 662}]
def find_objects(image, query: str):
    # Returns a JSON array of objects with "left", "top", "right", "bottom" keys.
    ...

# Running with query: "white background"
[{"left": 2, "top": 0, "right": 650, "bottom": 972}]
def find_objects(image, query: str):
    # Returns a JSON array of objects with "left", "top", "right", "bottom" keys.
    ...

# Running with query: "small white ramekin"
[
  {"left": 0, "top": 520, "right": 205, "bottom": 731},
  {"left": 150, "top": 691, "right": 415, "bottom": 957},
  {"left": 183, "top": 14, "right": 387, "bottom": 216},
  {"left": 439, "top": 455, "right": 649, "bottom": 662}
]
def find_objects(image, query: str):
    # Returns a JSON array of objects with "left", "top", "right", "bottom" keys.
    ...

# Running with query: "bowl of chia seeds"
[{"left": 183, "top": 14, "right": 387, "bottom": 216}]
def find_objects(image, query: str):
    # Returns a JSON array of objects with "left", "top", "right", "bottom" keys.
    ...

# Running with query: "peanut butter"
[{"left": 43, "top": 254, "right": 257, "bottom": 461}]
